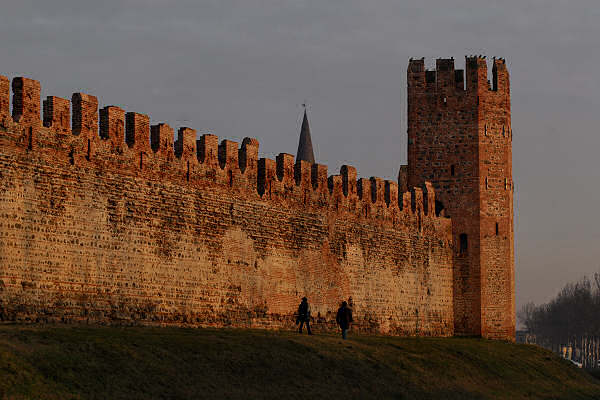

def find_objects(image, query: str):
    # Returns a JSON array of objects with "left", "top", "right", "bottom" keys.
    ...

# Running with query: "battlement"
[
  {"left": 0, "top": 74, "right": 447, "bottom": 228},
  {"left": 408, "top": 56, "right": 509, "bottom": 95}
]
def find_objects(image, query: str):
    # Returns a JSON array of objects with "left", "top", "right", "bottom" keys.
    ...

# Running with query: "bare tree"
[
  {"left": 522, "top": 271, "right": 600, "bottom": 344},
  {"left": 517, "top": 301, "right": 536, "bottom": 332}
]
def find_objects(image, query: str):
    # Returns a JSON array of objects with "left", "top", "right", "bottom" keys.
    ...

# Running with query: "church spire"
[{"left": 296, "top": 107, "right": 315, "bottom": 164}]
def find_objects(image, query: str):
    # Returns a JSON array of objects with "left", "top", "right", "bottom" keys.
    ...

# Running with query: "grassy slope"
[{"left": 0, "top": 326, "right": 599, "bottom": 400}]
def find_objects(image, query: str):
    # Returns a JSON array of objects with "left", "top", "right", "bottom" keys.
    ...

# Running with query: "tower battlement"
[{"left": 408, "top": 56, "right": 509, "bottom": 94}]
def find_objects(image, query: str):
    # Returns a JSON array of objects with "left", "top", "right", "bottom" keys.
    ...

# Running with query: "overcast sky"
[{"left": 2, "top": 0, "right": 599, "bottom": 313}]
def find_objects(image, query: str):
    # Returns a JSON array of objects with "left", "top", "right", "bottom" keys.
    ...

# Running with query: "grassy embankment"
[{"left": 0, "top": 325, "right": 599, "bottom": 399}]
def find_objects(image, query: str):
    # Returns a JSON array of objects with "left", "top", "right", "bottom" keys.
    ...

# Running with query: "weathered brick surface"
[
  {"left": 0, "top": 80, "right": 454, "bottom": 335},
  {"left": 406, "top": 56, "right": 514, "bottom": 340},
  {"left": 72, "top": 93, "right": 98, "bottom": 138},
  {"left": 12, "top": 77, "right": 40, "bottom": 126},
  {"left": 150, "top": 123, "right": 174, "bottom": 160},
  {"left": 43, "top": 96, "right": 70, "bottom": 133},
  {"left": 0, "top": 57, "right": 514, "bottom": 339},
  {"left": 175, "top": 127, "right": 197, "bottom": 161},
  {"left": 0, "top": 76, "right": 9, "bottom": 118},
  {"left": 125, "top": 112, "right": 150, "bottom": 152},
  {"left": 100, "top": 106, "right": 125, "bottom": 150}
]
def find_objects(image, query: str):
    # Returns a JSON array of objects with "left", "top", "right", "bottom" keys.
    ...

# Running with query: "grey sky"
[{"left": 2, "top": 0, "right": 600, "bottom": 312}]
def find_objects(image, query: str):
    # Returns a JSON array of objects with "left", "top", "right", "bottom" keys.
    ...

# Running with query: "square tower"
[{"left": 405, "top": 56, "right": 514, "bottom": 340}]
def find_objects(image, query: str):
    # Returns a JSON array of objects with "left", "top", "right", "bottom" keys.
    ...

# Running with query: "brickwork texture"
[
  {"left": 405, "top": 56, "right": 514, "bottom": 339},
  {"left": 0, "top": 56, "right": 514, "bottom": 340}
]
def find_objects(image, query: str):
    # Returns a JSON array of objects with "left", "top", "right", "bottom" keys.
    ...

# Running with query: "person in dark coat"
[
  {"left": 336, "top": 301, "right": 353, "bottom": 340},
  {"left": 296, "top": 297, "right": 312, "bottom": 335}
]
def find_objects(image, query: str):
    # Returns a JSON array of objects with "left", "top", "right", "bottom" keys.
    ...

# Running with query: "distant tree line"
[{"left": 518, "top": 272, "right": 600, "bottom": 345}]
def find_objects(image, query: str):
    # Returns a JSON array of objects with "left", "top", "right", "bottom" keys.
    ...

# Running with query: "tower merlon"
[
  {"left": 328, "top": 174, "right": 343, "bottom": 198},
  {"left": 0, "top": 75, "right": 10, "bottom": 118},
  {"left": 294, "top": 159, "right": 312, "bottom": 188},
  {"left": 43, "top": 96, "right": 70, "bottom": 133},
  {"left": 385, "top": 180, "right": 399, "bottom": 208},
  {"left": 408, "top": 58, "right": 425, "bottom": 73},
  {"left": 357, "top": 178, "right": 369, "bottom": 201},
  {"left": 276, "top": 153, "right": 295, "bottom": 186},
  {"left": 218, "top": 139, "right": 239, "bottom": 171},
  {"left": 125, "top": 112, "right": 150, "bottom": 152},
  {"left": 398, "top": 165, "right": 408, "bottom": 193},
  {"left": 435, "top": 58, "right": 456, "bottom": 91},
  {"left": 492, "top": 57, "right": 510, "bottom": 93},
  {"left": 465, "top": 55, "right": 489, "bottom": 91},
  {"left": 197, "top": 134, "right": 219, "bottom": 168},
  {"left": 311, "top": 163, "right": 328, "bottom": 192},
  {"left": 100, "top": 106, "right": 126, "bottom": 149},
  {"left": 239, "top": 137, "right": 259, "bottom": 179},
  {"left": 13, "top": 77, "right": 41, "bottom": 126},
  {"left": 150, "top": 123, "right": 174, "bottom": 158},
  {"left": 341, "top": 165, "right": 357, "bottom": 198},
  {"left": 258, "top": 157, "right": 277, "bottom": 197},
  {"left": 72, "top": 92, "right": 98, "bottom": 138},
  {"left": 370, "top": 177, "right": 386, "bottom": 205},
  {"left": 175, "top": 127, "right": 197, "bottom": 161}
]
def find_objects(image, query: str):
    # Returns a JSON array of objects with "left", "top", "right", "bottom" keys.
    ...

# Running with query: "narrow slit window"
[
  {"left": 495, "top": 223, "right": 499, "bottom": 236},
  {"left": 28, "top": 127, "right": 33, "bottom": 150},
  {"left": 485, "top": 176, "right": 488, "bottom": 190},
  {"left": 450, "top": 165, "right": 455, "bottom": 176},
  {"left": 459, "top": 233, "right": 468, "bottom": 254}
]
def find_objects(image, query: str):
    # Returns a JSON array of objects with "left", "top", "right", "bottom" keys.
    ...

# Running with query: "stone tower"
[{"left": 404, "top": 56, "right": 514, "bottom": 340}]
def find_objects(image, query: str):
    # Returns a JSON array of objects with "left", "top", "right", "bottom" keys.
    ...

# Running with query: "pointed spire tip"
[{"left": 296, "top": 108, "right": 315, "bottom": 164}]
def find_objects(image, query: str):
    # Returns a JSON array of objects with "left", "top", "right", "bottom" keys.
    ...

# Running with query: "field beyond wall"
[{"left": 0, "top": 325, "right": 598, "bottom": 399}]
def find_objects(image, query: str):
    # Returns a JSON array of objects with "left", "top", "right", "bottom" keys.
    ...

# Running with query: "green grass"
[{"left": 0, "top": 325, "right": 599, "bottom": 399}]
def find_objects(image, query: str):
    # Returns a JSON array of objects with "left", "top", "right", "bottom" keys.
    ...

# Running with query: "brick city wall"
[{"left": 0, "top": 75, "right": 455, "bottom": 336}]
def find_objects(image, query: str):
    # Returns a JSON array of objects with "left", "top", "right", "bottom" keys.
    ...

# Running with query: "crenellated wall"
[{"left": 0, "top": 75, "right": 455, "bottom": 336}]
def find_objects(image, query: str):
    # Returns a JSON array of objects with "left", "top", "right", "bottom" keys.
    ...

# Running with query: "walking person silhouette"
[
  {"left": 336, "top": 301, "right": 353, "bottom": 340},
  {"left": 296, "top": 297, "right": 312, "bottom": 335}
]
